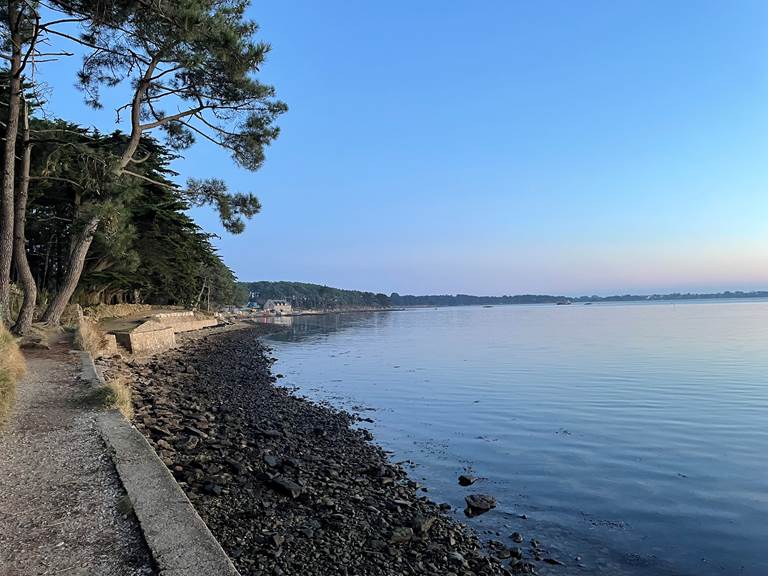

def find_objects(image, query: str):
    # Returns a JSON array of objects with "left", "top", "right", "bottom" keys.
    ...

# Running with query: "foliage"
[
  {"left": 242, "top": 281, "right": 390, "bottom": 310},
  {"left": 21, "top": 120, "right": 245, "bottom": 308},
  {"left": 76, "top": 0, "right": 287, "bottom": 171},
  {"left": 0, "top": 323, "right": 25, "bottom": 425}
]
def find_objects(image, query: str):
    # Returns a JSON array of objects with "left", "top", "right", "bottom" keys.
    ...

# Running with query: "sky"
[{"left": 41, "top": 0, "right": 768, "bottom": 296}]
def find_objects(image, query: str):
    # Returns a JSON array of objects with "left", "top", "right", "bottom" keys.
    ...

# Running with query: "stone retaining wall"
[
  {"left": 115, "top": 315, "right": 218, "bottom": 355},
  {"left": 115, "top": 327, "right": 177, "bottom": 355}
]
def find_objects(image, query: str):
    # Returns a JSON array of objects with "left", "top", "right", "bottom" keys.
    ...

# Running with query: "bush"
[
  {"left": 80, "top": 374, "right": 133, "bottom": 420},
  {"left": 0, "top": 324, "right": 26, "bottom": 425},
  {"left": 74, "top": 316, "right": 108, "bottom": 356}
]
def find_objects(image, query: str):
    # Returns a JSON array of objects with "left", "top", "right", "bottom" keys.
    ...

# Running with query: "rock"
[
  {"left": 184, "top": 425, "right": 207, "bottom": 438},
  {"left": 411, "top": 515, "right": 436, "bottom": 536},
  {"left": 510, "top": 532, "right": 524, "bottom": 543},
  {"left": 458, "top": 474, "right": 477, "bottom": 486},
  {"left": 149, "top": 425, "right": 172, "bottom": 437},
  {"left": 183, "top": 436, "right": 200, "bottom": 450},
  {"left": 509, "top": 547, "right": 523, "bottom": 560},
  {"left": 203, "top": 483, "right": 222, "bottom": 496},
  {"left": 494, "top": 546, "right": 513, "bottom": 559},
  {"left": 156, "top": 439, "right": 174, "bottom": 451},
  {"left": 270, "top": 533, "right": 284, "bottom": 548},
  {"left": 225, "top": 458, "right": 244, "bottom": 475},
  {"left": 543, "top": 558, "right": 565, "bottom": 566},
  {"left": 448, "top": 551, "right": 466, "bottom": 565},
  {"left": 464, "top": 494, "right": 497, "bottom": 517},
  {"left": 530, "top": 539, "right": 541, "bottom": 549},
  {"left": 264, "top": 454, "right": 281, "bottom": 468},
  {"left": 367, "top": 538, "right": 386, "bottom": 551},
  {"left": 389, "top": 527, "right": 413, "bottom": 544},
  {"left": 269, "top": 476, "right": 303, "bottom": 498}
]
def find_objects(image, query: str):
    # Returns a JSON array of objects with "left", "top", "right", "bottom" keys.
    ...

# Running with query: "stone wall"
[
  {"left": 115, "top": 327, "right": 177, "bottom": 355},
  {"left": 151, "top": 312, "right": 218, "bottom": 333},
  {"left": 109, "top": 310, "right": 219, "bottom": 356}
]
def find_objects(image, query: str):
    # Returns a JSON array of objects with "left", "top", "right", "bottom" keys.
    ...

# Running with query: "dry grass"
[
  {"left": 83, "top": 303, "right": 155, "bottom": 322},
  {"left": 81, "top": 374, "right": 134, "bottom": 420},
  {"left": 106, "top": 374, "right": 133, "bottom": 420},
  {"left": 0, "top": 324, "right": 26, "bottom": 426},
  {"left": 75, "top": 316, "right": 108, "bottom": 357}
]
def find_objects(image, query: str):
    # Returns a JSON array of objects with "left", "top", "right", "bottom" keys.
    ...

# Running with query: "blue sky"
[{"left": 43, "top": 1, "right": 768, "bottom": 295}]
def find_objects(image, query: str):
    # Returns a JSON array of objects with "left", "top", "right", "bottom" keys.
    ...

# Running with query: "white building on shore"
[{"left": 262, "top": 299, "right": 293, "bottom": 315}]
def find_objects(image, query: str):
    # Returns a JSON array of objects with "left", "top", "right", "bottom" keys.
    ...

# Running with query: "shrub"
[{"left": 0, "top": 324, "right": 26, "bottom": 425}]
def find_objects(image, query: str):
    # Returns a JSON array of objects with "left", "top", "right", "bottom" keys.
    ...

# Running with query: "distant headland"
[{"left": 239, "top": 281, "right": 768, "bottom": 309}]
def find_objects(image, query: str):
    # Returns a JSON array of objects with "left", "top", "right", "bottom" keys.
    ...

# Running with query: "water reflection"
[{"left": 265, "top": 311, "right": 389, "bottom": 342}]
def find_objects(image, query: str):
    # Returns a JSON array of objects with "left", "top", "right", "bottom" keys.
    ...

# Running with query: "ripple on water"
[{"left": 267, "top": 302, "right": 768, "bottom": 576}]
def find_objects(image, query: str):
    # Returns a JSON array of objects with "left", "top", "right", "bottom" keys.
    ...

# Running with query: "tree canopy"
[{"left": 0, "top": 0, "right": 284, "bottom": 330}]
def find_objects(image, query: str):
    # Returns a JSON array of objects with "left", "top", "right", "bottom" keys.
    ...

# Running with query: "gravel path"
[{"left": 0, "top": 335, "right": 155, "bottom": 576}]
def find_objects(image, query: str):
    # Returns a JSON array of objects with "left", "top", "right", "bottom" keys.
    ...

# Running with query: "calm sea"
[{"left": 264, "top": 301, "right": 768, "bottom": 575}]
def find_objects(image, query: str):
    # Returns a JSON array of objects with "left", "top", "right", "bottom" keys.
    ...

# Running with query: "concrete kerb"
[{"left": 78, "top": 351, "right": 240, "bottom": 576}]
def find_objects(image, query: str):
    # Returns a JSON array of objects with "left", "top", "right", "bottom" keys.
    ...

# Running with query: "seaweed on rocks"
[{"left": 100, "top": 327, "right": 536, "bottom": 576}]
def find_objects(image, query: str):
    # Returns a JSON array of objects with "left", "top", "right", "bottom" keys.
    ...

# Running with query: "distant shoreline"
[{"left": 389, "top": 291, "right": 768, "bottom": 308}]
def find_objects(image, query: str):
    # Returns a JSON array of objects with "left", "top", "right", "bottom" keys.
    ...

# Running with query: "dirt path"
[{"left": 0, "top": 335, "right": 154, "bottom": 576}]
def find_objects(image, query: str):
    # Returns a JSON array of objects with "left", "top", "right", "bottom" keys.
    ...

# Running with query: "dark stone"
[
  {"left": 264, "top": 454, "right": 281, "bottom": 468},
  {"left": 184, "top": 425, "right": 208, "bottom": 438},
  {"left": 411, "top": 515, "right": 436, "bottom": 536},
  {"left": 464, "top": 494, "right": 497, "bottom": 516},
  {"left": 389, "top": 527, "right": 413, "bottom": 544},
  {"left": 270, "top": 476, "right": 303, "bottom": 498},
  {"left": 203, "top": 483, "right": 222, "bottom": 496},
  {"left": 225, "top": 458, "right": 244, "bottom": 475},
  {"left": 458, "top": 474, "right": 477, "bottom": 486}
]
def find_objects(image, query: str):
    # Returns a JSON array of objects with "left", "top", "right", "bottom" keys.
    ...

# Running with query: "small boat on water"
[
  {"left": 483, "top": 305, "right": 493, "bottom": 308},
  {"left": 556, "top": 300, "right": 572, "bottom": 305}
]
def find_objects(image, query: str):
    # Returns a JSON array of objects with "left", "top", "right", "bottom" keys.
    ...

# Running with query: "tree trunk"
[
  {"left": 193, "top": 277, "right": 207, "bottom": 311},
  {"left": 41, "top": 216, "right": 100, "bottom": 326},
  {"left": 12, "top": 99, "right": 35, "bottom": 335},
  {"left": 0, "top": 6, "right": 23, "bottom": 325}
]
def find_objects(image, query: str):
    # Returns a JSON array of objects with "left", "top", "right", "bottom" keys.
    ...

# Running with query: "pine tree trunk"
[
  {"left": 41, "top": 216, "right": 100, "bottom": 326},
  {"left": 0, "top": 7, "right": 23, "bottom": 325},
  {"left": 12, "top": 100, "right": 35, "bottom": 335}
]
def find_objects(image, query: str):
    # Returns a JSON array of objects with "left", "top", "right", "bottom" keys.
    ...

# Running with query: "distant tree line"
[
  {"left": 389, "top": 291, "right": 768, "bottom": 306},
  {"left": 242, "top": 281, "right": 390, "bottom": 310},
  {"left": 389, "top": 293, "right": 571, "bottom": 306}
]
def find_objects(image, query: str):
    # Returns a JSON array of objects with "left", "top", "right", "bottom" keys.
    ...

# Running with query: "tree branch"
[
  {"left": 139, "top": 106, "right": 205, "bottom": 130},
  {"left": 122, "top": 169, "right": 175, "bottom": 189}
]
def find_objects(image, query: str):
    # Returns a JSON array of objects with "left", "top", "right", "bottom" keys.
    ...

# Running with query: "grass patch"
[
  {"left": 0, "top": 324, "right": 26, "bottom": 426},
  {"left": 75, "top": 316, "right": 109, "bottom": 357},
  {"left": 81, "top": 374, "right": 133, "bottom": 420}
]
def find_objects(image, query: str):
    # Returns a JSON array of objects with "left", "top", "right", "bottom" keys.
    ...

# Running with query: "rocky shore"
[{"left": 100, "top": 326, "right": 543, "bottom": 575}]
